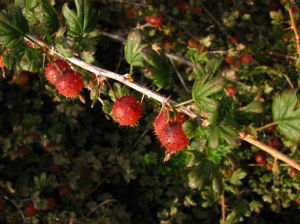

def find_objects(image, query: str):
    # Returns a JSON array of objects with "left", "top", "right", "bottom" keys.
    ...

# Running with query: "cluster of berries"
[
  {"left": 112, "top": 96, "right": 189, "bottom": 151},
  {"left": 45, "top": 60, "right": 85, "bottom": 98}
]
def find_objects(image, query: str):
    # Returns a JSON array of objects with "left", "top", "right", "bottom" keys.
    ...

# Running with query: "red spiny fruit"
[
  {"left": 23, "top": 202, "right": 37, "bottom": 216},
  {"left": 45, "top": 60, "right": 71, "bottom": 85},
  {"left": 255, "top": 151, "right": 267, "bottom": 164},
  {"left": 268, "top": 138, "right": 281, "bottom": 149},
  {"left": 154, "top": 111, "right": 170, "bottom": 136},
  {"left": 289, "top": 168, "right": 299, "bottom": 178},
  {"left": 50, "top": 164, "right": 61, "bottom": 173},
  {"left": 154, "top": 111, "right": 189, "bottom": 151},
  {"left": 55, "top": 70, "right": 84, "bottom": 98},
  {"left": 175, "top": 1, "right": 188, "bottom": 12},
  {"left": 225, "top": 56, "right": 236, "bottom": 65},
  {"left": 145, "top": 15, "right": 163, "bottom": 27},
  {"left": 226, "top": 86, "right": 237, "bottom": 96},
  {"left": 239, "top": 54, "right": 253, "bottom": 64},
  {"left": 58, "top": 185, "right": 71, "bottom": 196},
  {"left": 160, "top": 123, "right": 189, "bottom": 151},
  {"left": 47, "top": 198, "right": 56, "bottom": 210},
  {"left": 112, "top": 95, "right": 142, "bottom": 126},
  {"left": 266, "top": 124, "right": 276, "bottom": 132}
]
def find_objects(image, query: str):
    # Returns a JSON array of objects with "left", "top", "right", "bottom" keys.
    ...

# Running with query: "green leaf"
[
  {"left": 0, "top": 6, "right": 28, "bottom": 48},
  {"left": 229, "top": 168, "right": 247, "bottom": 185},
  {"left": 239, "top": 101, "right": 263, "bottom": 113},
  {"left": 62, "top": 0, "right": 98, "bottom": 37},
  {"left": 55, "top": 36, "right": 74, "bottom": 58},
  {"left": 39, "top": 0, "right": 59, "bottom": 30},
  {"left": 272, "top": 89, "right": 300, "bottom": 142},
  {"left": 124, "top": 30, "right": 145, "bottom": 67},
  {"left": 182, "top": 119, "right": 199, "bottom": 138},
  {"left": 192, "top": 75, "right": 226, "bottom": 115},
  {"left": 20, "top": 48, "right": 43, "bottom": 72},
  {"left": 206, "top": 123, "right": 239, "bottom": 148},
  {"left": 188, "top": 161, "right": 211, "bottom": 189},
  {"left": 142, "top": 47, "right": 173, "bottom": 90}
]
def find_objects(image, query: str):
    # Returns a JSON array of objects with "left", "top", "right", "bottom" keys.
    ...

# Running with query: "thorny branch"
[{"left": 25, "top": 35, "right": 300, "bottom": 171}]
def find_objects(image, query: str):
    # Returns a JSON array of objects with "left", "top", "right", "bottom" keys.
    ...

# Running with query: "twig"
[
  {"left": 266, "top": 50, "right": 296, "bottom": 60},
  {"left": 170, "top": 58, "right": 190, "bottom": 93},
  {"left": 25, "top": 35, "right": 200, "bottom": 121},
  {"left": 288, "top": 6, "right": 300, "bottom": 57},
  {"left": 220, "top": 193, "right": 226, "bottom": 222},
  {"left": 201, "top": 5, "right": 222, "bottom": 26},
  {"left": 86, "top": 199, "right": 117, "bottom": 217},
  {"left": 24, "top": 35, "right": 300, "bottom": 172},
  {"left": 3, "top": 195, "right": 25, "bottom": 224},
  {"left": 239, "top": 132, "right": 300, "bottom": 171}
]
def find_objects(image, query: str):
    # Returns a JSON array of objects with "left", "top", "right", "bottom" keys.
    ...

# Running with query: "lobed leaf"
[
  {"left": 124, "top": 30, "right": 145, "bottom": 67},
  {"left": 62, "top": 0, "right": 98, "bottom": 37},
  {"left": 0, "top": 6, "right": 28, "bottom": 49},
  {"left": 272, "top": 89, "right": 300, "bottom": 142}
]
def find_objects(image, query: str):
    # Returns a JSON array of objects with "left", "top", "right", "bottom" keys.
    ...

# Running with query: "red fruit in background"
[
  {"left": 160, "top": 123, "right": 189, "bottom": 151},
  {"left": 45, "top": 60, "right": 71, "bottom": 85},
  {"left": 188, "top": 39, "right": 198, "bottom": 48},
  {"left": 0, "top": 199, "right": 4, "bottom": 210},
  {"left": 44, "top": 144, "right": 55, "bottom": 152},
  {"left": 175, "top": 1, "right": 188, "bottom": 12},
  {"left": 50, "top": 164, "right": 61, "bottom": 173},
  {"left": 197, "top": 44, "right": 207, "bottom": 52},
  {"left": 23, "top": 202, "right": 37, "bottom": 216},
  {"left": 47, "top": 198, "right": 56, "bottom": 210},
  {"left": 255, "top": 151, "right": 267, "bottom": 164},
  {"left": 266, "top": 163, "right": 273, "bottom": 171},
  {"left": 55, "top": 70, "right": 84, "bottom": 98},
  {"left": 28, "top": 132, "right": 40, "bottom": 141},
  {"left": 289, "top": 168, "right": 299, "bottom": 178},
  {"left": 112, "top": 95, "right": 142, "bottom": 126},
  {"left": 58, "top": 185, "right": 71, "bottom": 196},
  {"left": 125, "top": 7, "right": 134, "bottom": 19},
  {"left": 12, "top": 71, "right": 30, "bottom": 85},
  {"left": 225, "top": 56, "right": 236, "bottom": 65},
  {"left": 145, "top": 15, "right": 163, "bottom": 27},
  {"left": 18, "top": 146, "right": 29, "bottom": 156},
  {"left": 269, "top": 1, "right": 280, "bottom": 11},
  {"left": 268, "top": 138, "right": 281, "bottom": 149},
  {"left": 266, "top": 125, "right": 276, "bottom": 132},
  {"left": 0, "top": 56, "right": 5, "bottom": 68},
  {"left": 227, "top": 35, "right": 238, "bottom": 45},
  {"left": 193, "top": 7, "right": 202, "bottom": 15},
  {"left": 239, "top": 54, "right": 253, "bottom": 64},
  {"left": 226, "top": 86, "right": 237, "bottom": 96}
]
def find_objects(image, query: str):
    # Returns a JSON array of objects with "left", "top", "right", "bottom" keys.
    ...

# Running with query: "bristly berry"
[
  {"left": 55, "top": 70, "right": 84, "bottom": 98},
  {"left": 255, "top": 151, "right": 267, "bottom": 164},
  {"left": 153, "top": 111, "right": 189, "bottom": 151},
  {"left": 47, "top": 198, "right": 56, "bottom": 210},
  {"left": 145, "top": 15, "right": 163, "bottom": 27},
  {"left": 45, "top": 60, "right": 71, "bottom": 85},
  {"left": 112, "top": 95, "right": 142, "bottom": 126},
  {"left": 23, "top": 202, "right": 37, "bottom": 216},
  {"left": 160, "top": 123, "right": 189, "bottom": 151}
]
